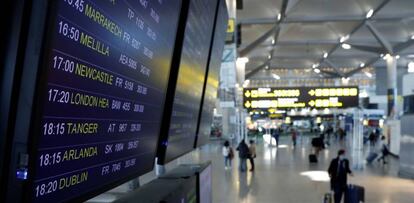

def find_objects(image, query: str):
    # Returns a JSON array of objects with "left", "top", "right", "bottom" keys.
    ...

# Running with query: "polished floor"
[
  {"left": 88, "top": 135, "right": 414, "bottom": 203},
  {"left": 190, "top": 135, "right": 414, "bottom": 203}
]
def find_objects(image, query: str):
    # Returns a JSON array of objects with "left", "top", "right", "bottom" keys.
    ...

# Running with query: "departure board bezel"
[{"left": 25, "top": 1, "right": 183, "bottom": 202}]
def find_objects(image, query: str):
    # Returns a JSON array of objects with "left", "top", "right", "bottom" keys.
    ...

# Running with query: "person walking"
[
  {"left": 291, "top": 128, "right": 297, "bottom": 147},
  {"left": 328, "top": 149, "right": 353, "bottom": 203},
  {"left": 369, "top": 130, "right": 376, "bottom": 147},
  {"left": 377, "top": 136, "right": 389, "bottom": 164},
  {"left": 236, "top": 139, "right": 249, "bottom": 172},
  {"left": 248, "top": 140, "right": 256, "bottom": 172},
  {"left": 272, "top": 128, "right": 280, "bottom": 147},
  {"left": 222, "top": 140, "right": 233, "bottom": 170}
]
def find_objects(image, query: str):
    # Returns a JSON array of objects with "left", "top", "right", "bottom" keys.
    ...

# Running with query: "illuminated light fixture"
[
  {"left": 265, "top": 65, "right": 269, "bottom": 70},
  {"left": 396, "top": 55, "right": 400, "bottom": 59},
  {"left": 235, "top": 83, "right": 239, "bottom": 88},
  {"left": 383, "top": 54, "right": 391, "bottom": 60},
  {"left": 366, "top": 9, "right": 374, "bottom": 19},
  {"left": 314, "top": 68, "right": 321, "bottom": 73},
  {"left": 268, "top": 54, "right": 272, "bottom": 59},
  {"left": 341, "top": 43, "right": 351, "bottom": 50},
  {"left": 237, "top": 57, "right": 249, "bottom": 64},
  {"left": 408, "top": 62, "right": 414, "bottom": 73},
  {"left": 272, "top": 39, "right": 275, "bottom": 45},
  {"left": 342, "top": 77, "right": 350, "bottom": 84},
  {"left": 323, "top": 52, "right": 328, "bottom": 58},
  {"left": 360, "top": 63, "right": 365, "bottom": 68},
  {"left": 272, "top": 73, "right": 281, "bottom": 80},
  {"left": 340, "top": 35, "right": 350, "bottom": 43},
  {"left": 323, "top": 108, "right": 330, "bottom": 114},
  {"left": 411, "top": 34, "right": 414, "bottom": 40},
  {"left": 249, "top": 112, "right": 253, "bottom": 115},
  {"left": 312, "top": 63, "right": 319, "bottom": 69},
  {"left": 277, "top": 13, "right": 281, "bottom": 21},
  {"left": 380, "top": 53, "right": 384, "bottom": 57},
  {"left": 364, "top": 71, "right": 372, "bottom": 78}
]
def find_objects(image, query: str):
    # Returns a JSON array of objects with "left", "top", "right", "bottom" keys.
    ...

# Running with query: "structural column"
[{"left": 386, "top": 56, "right": 397, "bottom": 119}]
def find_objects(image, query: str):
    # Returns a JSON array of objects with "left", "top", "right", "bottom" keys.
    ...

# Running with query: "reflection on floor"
[{"left": 191, "top": 136, "right": 414, "bottom": 203}]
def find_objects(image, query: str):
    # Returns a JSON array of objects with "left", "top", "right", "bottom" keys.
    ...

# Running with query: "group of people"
[{"left": 222, "top": 139, "right": 256, "bottom": 172}]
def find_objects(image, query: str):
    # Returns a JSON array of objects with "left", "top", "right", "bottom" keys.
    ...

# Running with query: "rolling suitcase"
[
  {"left": 366, "top": 152, "right": 378, "bottom": 164},
  {"left": 345, "top": 184, "right": 365, "bottom": 203},
  {"left": 309, "top": 154, "right": 318, "bottom": 163}
]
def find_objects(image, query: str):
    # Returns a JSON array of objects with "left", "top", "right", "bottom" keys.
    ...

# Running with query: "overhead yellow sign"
[
  {"left": 243, "top": 86, "right": 359, "bottom": 109},
  {"left": 227, "top": 18, "right": 235, "bottom": 33}
]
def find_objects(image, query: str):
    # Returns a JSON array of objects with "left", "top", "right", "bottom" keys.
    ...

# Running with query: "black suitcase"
[
  {"left": 309, "top": 154, "right": 318, "bottom": 163},
  {"left": 366, "top": 152, "right": 378, "bottom": 164},
  {"left": 345, "top": 184, "right": 365, "bottom": 203}
]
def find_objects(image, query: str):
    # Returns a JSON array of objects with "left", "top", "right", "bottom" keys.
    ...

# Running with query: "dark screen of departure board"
[{"left": 163, "top": 0, "right": 217, "bottom": 163}]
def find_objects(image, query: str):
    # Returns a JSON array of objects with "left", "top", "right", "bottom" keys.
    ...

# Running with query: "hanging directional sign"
[{"left": 243, "top": 86, "right": 359, "bottom": 109}]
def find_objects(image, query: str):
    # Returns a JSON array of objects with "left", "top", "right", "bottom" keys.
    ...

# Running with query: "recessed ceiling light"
[
  {"left": 312, "top": 63, "right": 319, "bottom": 69},
  {"left": 341, "top": 43, "right": 351, "bottom": 50},
  {"left": 366, "top": 9, "right": 374, "bottom": 19},
  {"left": 411, "top": 35, "right": 414, "bottom": 40},
  {"left": 396, "top": 55, "right": 400, "bottom": 59},
  {"left": 277, "top": 13, "right": 281, "bottom": 21},
  {"left": 323, "top": 52, "right": 328, "bottom": 58},
  {"left": 364, "top": 72, "right": 372, "bottom": 78},
  {"left": 272, "top": 39, "right": 275, "bottom": 45},
  {"left": 380, "top": 53, "right": 384, "bottom": 57},
  {"left": 265, "top": 65, "right": 269, "bottom": 70},
  {"left": 272, "top": 73, "right": 281, "bottom": 80},
  {"left": 268, "top": 55, "right": 272, "bottom": 59},
  {"left": 314, "top": 68, "right": 321, "bottom": 73},
  {"left": 360, "top": 63, "right": 365, "bottom": 68},
  {"left": 340, "top": 35, "right": 350, "bottom": 43}
]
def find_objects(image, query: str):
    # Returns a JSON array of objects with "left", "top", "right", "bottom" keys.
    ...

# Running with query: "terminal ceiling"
[{"left": 237, "top": 0, "right": 414, "bottom": 79}]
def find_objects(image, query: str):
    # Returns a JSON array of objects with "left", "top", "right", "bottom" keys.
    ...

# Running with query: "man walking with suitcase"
[{"left": 328, "top": 149, "right": 353, "bottom": 203}]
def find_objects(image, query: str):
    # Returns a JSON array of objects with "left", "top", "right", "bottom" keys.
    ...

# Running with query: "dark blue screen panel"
[
  {"left": 30, "top": 0, "right": 181, "bottom": 202},
  {"left": 196, "top": 0, "right": 228, "bottom": 147},
  {"left": 163, "top": 0, "right": 218, "bottom": 163}
]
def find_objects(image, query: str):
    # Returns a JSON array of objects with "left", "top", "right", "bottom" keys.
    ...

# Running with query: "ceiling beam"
[
  {"left": 324, "top": 59, "right": 345, "bottom": 77},
  {"left": 239, "top": 15, "right": 411, "bottom": 25},
  {"left": 238, "top": 26, "right": 278, "bottom": 57},
  {"left": 249, "top": 39, "right": 407, "bottom": 47},
  {"left": 365, "top": 21, "right": 394, "bottom": 54},
  {"left": 394, "top": 39, "right": 414, "bottom": 53},
  {"left": 351, "top": 44, "right": 384, "bottom": 53},
  {"left": 245, "top": 59, "right": 271, "bottom": 79}
]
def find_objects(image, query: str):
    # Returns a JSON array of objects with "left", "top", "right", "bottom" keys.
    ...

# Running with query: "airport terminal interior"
[{"left": 1, "top": 0, "right": 414, "bottom": 203}]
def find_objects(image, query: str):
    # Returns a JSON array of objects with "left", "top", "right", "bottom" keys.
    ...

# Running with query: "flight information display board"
[
  {"left": 163, "top": 0, "right": 218, "bottom": 163},
  {"left": 243, "top": 86, "right": 359, "bottom": 110},
  {"left": 29, "top": 0, "right": 181, "bottom": 202},
  {"left": 196, "top": 0, "right": 228, "bottom": 147}
]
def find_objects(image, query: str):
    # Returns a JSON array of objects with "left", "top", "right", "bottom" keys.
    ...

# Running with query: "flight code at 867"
[{"left": 42, "top": 122, "right": 141, "bottom": 136}]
